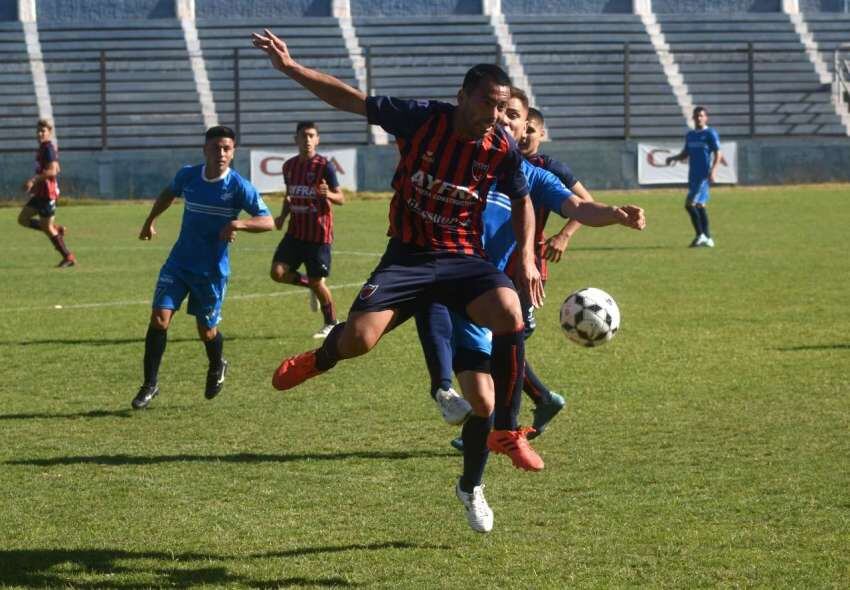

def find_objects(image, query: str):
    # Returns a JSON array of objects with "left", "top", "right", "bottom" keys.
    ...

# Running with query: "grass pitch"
[{"left": 0, "top": 184, "right": 848, "bottom": 588}]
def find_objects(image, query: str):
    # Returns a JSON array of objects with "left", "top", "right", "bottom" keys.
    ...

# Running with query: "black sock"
[
  {"left": 523, "top": 360, "right": 552, "bottom": 406},
  {"left": 459, "top": 413, "right": 493, "bottom": 493},
  {"left": 696, "top": 207, "right": 710, "bottom": 237},
  {"left": 204, "top": 331, "right": 223, "bottom": 370},
  {"left": 685, "top": 205, "right": 702, "bottom": 236},
  {"left": 28, "top": 219, "right": 41, "bottom": 230},
  {"left": 288, "top": 272, "right": 309, "bottom": 287},
  {"left": 320, "top": 301, "right": 336, "bottom": 326},
  {"left": 491, "top": 330, "right": 525, "bottom": 430},
  {"left": 143, "top": 326, "right": 167, "bottom": 386},
  {"left": 49, "top": 233, "right": 71, "bottom": 257},
  {"left": 415, "top": 305, "right": 454, "bottom": 398},
  {"left": 315, "top": 322, "right": 344, "bottom": 371}
]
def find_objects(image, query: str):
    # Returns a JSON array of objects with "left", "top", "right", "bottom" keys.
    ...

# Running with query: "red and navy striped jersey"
[
  {"left": 524, "top": 153, "right": 579, "bottom": 280},
  {"left": 283, "top": 154, "right": 340, "bottom": 244},
  {"left": 33, "top": 141, "right": 59, "bottom": 200},
  {"left": 366, "top": 96, "right": 528, "bottom": 256}
]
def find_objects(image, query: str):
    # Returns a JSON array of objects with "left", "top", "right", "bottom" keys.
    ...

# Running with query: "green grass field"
[{"left": 1, "top": 184, "right": 848, "bottom": 588}]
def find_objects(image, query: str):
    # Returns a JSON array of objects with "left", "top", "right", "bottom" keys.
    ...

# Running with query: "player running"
[
  {"left": 665, "top": 106, "right": 721, "bottom": 248},
  {"left": 270, "top": 121, "right": 345, "bottom": 339},
  {"left": 416, "top": 89, "right": 646, "bottom": 531},
  {"left": 17, "top": 119, "right": 76, "bottom": 268},
  {"left": 131, "top": 126, "right": 274, "bottom": 409}
]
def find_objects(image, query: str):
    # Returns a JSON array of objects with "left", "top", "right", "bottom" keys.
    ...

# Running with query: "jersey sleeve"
[
  {"left": 169, "top": 165, "right": 193, "bottom": 197},
  {"left": 528, "top": 163, "right": 573, "bottom": 218},
  {"left": 41, "top": 143, "right": 58, "bottom": 163},
  {"left": 239, "top": 179, "right": 272, "bottom": 217},
  {"left": 495, "top": 138, "right": 530, "bottom": 200},
  {"left": 323, "top": 160, "right": 340, "bottom": 190},
  {"left": 542, "top": 156, "right": 578, "bottom": 189},
  {"left": 709, "top": 129, "right": 721, "bottom": 152},
  {"left": 365, "top": 95, "right": 440, "bottom": 138}
]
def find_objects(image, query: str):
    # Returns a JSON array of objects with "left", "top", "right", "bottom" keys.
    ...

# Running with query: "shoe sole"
[{"left": 131, "top": 389, "right": 159, "bottom": 410}]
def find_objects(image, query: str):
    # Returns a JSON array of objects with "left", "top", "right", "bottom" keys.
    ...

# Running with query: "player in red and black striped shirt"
[
  {"left": 17, "top": 119, "right": 76, "bottom": 267},
  {"left": 271, "top": 121, "right": 344, "bottom": 339},
  {"left": 253, "top": 32, "right": 544, "bottom": 496}
]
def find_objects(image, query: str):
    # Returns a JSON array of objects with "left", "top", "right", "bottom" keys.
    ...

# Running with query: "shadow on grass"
[
  {"left": 776, "top": 343, "right": 850, "bottom": 351},
  {"left": 0, "top": 334, "right": 284, "bottom": 347},
  {"left": 253, "top": 540, "right": 450, "bottom": 558},
  {"left": 0, "top": 548, "right": 366, "bottom": 588},
  {"left": 0, "top": 409, "right": 134, "bottom": 421},
  {"left": 6, "top": 450, "right": 456, "bottom": 467}
]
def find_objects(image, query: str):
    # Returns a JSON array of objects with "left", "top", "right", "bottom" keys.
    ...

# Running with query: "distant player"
[
  {"left": 271, "top": 121, "right": 345, "bottom": 339},
  {"left": 17, "top": 119, "right": 76, "bottom": 268},
  {"left": 131, "top": 126, "right": 274, "bottom": 410},
  {"left": 666, "top": 106, "right": 721, "bottom": 248}
]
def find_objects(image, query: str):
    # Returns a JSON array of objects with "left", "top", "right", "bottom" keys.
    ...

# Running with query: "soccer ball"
[{"left": 560, "top": 287, "right": 620, "bottom": 347}]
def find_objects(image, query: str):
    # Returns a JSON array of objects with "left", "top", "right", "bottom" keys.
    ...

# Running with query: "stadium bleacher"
[
  {"left": 657, "top": 12, "right": 845, "bottom": 136},
  {"left": 0, "top": 21, "right": 40, "bottom": 151},
  {"left": 804, "top": 11, "right": 850, "bottom": 75}
]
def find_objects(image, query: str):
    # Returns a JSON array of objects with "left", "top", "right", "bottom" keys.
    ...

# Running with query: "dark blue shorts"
[
  {"left": 272, "top": 234, "right": 332, "bottom": 278},
  {"left": 349, "top": 239, "right": 515, "bottom": 324},
  {"left": 25, "top": 197, "right": 56, "bottom": 219}
]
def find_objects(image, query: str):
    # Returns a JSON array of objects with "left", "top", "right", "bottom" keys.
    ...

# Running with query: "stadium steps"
[
  {"left": 804, "top": 14, "right": 850, "bottom": 74},
  {"left": 0, "top": 22, "right": 38, "bottom": 151}
]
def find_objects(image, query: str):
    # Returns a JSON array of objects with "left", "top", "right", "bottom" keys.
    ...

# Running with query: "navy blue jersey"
[
  {"left": 366, "top": 96, "right": 528, "bottom": 256},
  {"left": 283, "top": 154, "right": 339, "bottom": 244},
  {"left": 525, "top": 153, "right": 578, "bottom": 190}
]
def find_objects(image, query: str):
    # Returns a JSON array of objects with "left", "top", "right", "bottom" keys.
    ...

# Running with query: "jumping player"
[
  {"left": 131, "top": 126, "right": 274, "bottom": 409},
  {"left": 17, "top": 119, "right": 75, "bottom": 268},
  {"left": 271, "top": 121, "right": 345, "bottom": 339},
  {"left": 666, "top": 106, "right": 721, "bottom": 248}
]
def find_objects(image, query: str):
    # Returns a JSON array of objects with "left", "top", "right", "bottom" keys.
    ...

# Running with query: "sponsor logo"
[
  {"left": 471, "top": 161, "right": 489, "bottom": 182},
  {"left": 409, "top": 170, "right": 479, "bottom": 204},
  {"left": 359, "top": 283, "right": 379, "bottom": 300}
]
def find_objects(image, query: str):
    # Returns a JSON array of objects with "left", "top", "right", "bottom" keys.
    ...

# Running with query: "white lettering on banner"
[
  {"left": 638, "top": 142, "right": 738, "bottom": 185},
  {"left": 250, "top": 149, "right": 357, "bottom": 193}
]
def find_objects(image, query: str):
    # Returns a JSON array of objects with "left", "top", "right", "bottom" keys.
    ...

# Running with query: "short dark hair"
[
  {"left": 205, "top": 125, "right": 236, "bottom": 142},
  {"left": 37, "top": 118, "right": 53, "bottom": 130},
  {"left": 462, "top": 64, "right": 511, "bottom": 94},
  {"left": 296, "top": 121, "right": 318, "bottom": 135},
  {"left": 693, "top": 106, "right": 707, "bottom": 117},
  {"left": 509, "top": 87, "right": 529, "bottom": 110},
  {"left": 527, "top": 107, "right": 545, "bottom": 126}
]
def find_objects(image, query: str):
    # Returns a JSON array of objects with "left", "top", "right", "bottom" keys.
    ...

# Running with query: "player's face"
[
  {"left": 693, "top": 110, "right": 708, "bottom": 129},
  {"left": 36, "top": 126, "right": 51, "bottom": 143},
  {"left": 520, "top": 118, "right": 545, "bottom": 156},
  {"left": 457, "top": 81, "right": 510, "bottom": 138},
  {"left": 499, "top": 96, "right": 528, "bottom": 143},
  {"left": 296, "top": 128, "right": 319, "bottom": 157},
  {"left": 204, "top": 137, "right": 235, "bottom": 175}
]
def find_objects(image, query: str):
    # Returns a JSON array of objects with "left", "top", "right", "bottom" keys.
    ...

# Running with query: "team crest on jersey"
[
  {"left": 221, "top": 191, "right": 234, "bottom": 201},
  {"left": 306, "top": 172, "right": 316, "bottom": 184},
  {"left": 471, "top": 161, "right": 489, "bottom": 182},
  {"left": 359, "top": 283, "right": 379, "bottom": 300}
]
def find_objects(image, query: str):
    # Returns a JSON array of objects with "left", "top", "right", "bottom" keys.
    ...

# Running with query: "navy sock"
[
  {"left": 415, "top": 305, "right": 454, "bottom": 398},
  {"left": 459, "top": 413, "right": 493, "bottom": 492},
  {"left": 523, "top": 360, "right": 552, "bottom": 406},
  {"left": 143, "top": 326, "right": 167, "bottom": 386},
  {"left": 49, "top": 234, "right": 71, "bottom": 257},
  {"left": 315, "top": 322, "right": 344, "bottom": 371},
  {"left": 288, "top": 272, "right": 309, "bottom": 288},
  {"left": 696, "top": 207, "right": 710, "bottom": 237},
  {"left": 320, "top": 301, "right": 336, "bottom": 326},
  {"left": 28, "top": 219, "right": 41, "bottom": 231},
  {"left": 204, "top": 331, "right": 223, "bottom": 370},
  {"left": 685, "top": 205, "right": 702, "bottom": 236},
  {"left": 491, "top": 330, "right": 525, "bottom": 430}
]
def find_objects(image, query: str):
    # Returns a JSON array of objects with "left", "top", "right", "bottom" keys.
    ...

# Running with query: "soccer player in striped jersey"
[
  {"left": 271, "top": 121, "right": 345, "bottom": 339},
  {"left": 131, "top": 126, "right": 274, "bottom": 410},
  {"left": 253, "top": 29, "right": 548, "bottom": 474},
  {"left": 17, "top": 119, "right": 76, "bottom": 268}
]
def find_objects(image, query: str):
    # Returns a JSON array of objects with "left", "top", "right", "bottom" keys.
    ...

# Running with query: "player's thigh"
[
  {"left": 337, "top": 309, "right": 398, "bottom": 355},
  {"left": 17, "top": 205, "right": 38, "bottom": 225},
  {"left": 151, "top": 265, "right": 190, "bottom": 327},
  {"left": 187, "top": 275, "right": 228, "bottom": 330},
  {"left": 465, "top": 287, "right": 523, "bottom": 334},
  {"left": 686, "top": 180, "right": 709, "bottom": 206},
  {"left": 304, "top": 243, "right": 331, "bottom": 279},
  {"left": 271, "top": 235, "right": 304, "bottom": 275}
]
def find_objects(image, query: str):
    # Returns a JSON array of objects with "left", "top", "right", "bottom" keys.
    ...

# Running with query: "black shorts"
[
  {"left": 272, "top": 234, "right": 332, "bottom": 278},
  {"left": 349, "top": 239, "right": 515, "bottom": 325},
  {"left": 25, "top": 197, "right": 56, "bottom": 219}
]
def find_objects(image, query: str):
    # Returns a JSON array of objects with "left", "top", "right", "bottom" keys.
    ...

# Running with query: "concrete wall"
[
  {"left": 2, "top": 138, "right": 849, "bottom": 199},
  {"left": 196, "top": 0, "right": 332, "bottom": 18},
  {"left": 800, "top": 0, "right": 849, "bottom": 11},
  {"left": 349, "top": 0, "right": 482, "bottom": 16},
  {"left": 36, "top": 0, "right": 176, "bottom": 21},
  {"left": 652, "top": 0, "right": 780, "bottom": 11},
  {"left": 501, "top": 0, "right": 632, "bottom": 13},
  {"left": 0, "top": 0, "right": 17, "bottom": 21}
]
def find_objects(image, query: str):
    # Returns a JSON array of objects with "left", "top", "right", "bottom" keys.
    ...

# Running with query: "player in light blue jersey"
[
  {"left": 416, "top": 89, "right": 645, "bottom": 532},
  {"left": 131, "top": 126, "right": 274, "bottom": 410},
  {"left": 666, "top": 106, "right": 721, "bottom": 248}
]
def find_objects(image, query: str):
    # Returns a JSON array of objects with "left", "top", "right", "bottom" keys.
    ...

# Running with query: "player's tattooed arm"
[
  {"left": 251, "top": 29, "right": 367, "bottom": 116},
  {"left": 139, "top": 186, "right": 177, "bottom": 240}
]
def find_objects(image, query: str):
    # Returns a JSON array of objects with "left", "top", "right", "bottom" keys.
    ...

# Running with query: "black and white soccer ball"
[{"left": 560, "top": 287, "right": 620, "bottom": 347}]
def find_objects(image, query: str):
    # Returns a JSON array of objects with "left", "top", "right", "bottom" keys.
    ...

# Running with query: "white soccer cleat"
[
  {"left": 702, "top": 236, "right": 715, "bottom": 248},
  {"left": 309, "top": 291, "right": 320, "bottom": 312},
  {"left": 434, "top": 387, "right": 472, "bottom": 425},
  {"left": 455, "top": 481, "right": 494, "bottom": 533},
  {"left": 693, "top": 233, "right": 709, "bottom": 247},
  {"left": 312, "top": 323, "right": 337, "bottom": 339}
]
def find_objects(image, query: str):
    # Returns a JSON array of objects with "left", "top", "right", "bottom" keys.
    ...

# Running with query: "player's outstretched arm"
[
  {"left": 139, "top": 186, "right": 177, "bottom": 240},
  {"left": 561, "top": 199, "right": 645, "bottom": 231},
  {"left": 665, "top": 149, "right": 688, "bottom": 165},
  {"left": 251, "top": 29, "right": 367, "bottom": 117},
  {"left": 511, "top": 195, "right": 545, "bottom": 308}
]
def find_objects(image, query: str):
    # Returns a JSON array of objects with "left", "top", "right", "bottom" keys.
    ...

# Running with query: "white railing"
[{"left": 834, "top": 43, "right": 850, "bottom": 117}]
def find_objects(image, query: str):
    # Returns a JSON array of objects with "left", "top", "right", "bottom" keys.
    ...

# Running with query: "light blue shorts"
[
  {"left": 152, "top": 262, "right": 228, "bottom": 328},
  {"left": 687, "top": 178, "right": 710, "bottom": 205},
  {"left": 451, "top": 311, "right": 493, "bottom": 356}
]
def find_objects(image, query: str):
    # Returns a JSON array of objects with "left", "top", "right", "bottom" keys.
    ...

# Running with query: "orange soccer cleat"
[
  {"left": 272, "top": 350, "right": 323, "bottom": 390},
  {"left": 487, "top": 427, "right": 544, "bottom": 471}
]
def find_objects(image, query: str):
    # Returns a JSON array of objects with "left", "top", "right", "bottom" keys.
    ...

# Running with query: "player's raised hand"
[
  {"left": 251, "top": 29, "right": 295, "bottom": 73},
  {"left": 318, "top": 179, "right": 329, "bottom": 198},
  {"left": 139, "top": 222, "right": 156, "bottom": 241},
  {"left": 615, "top": 205, "right": 646, "bottom": 230}
]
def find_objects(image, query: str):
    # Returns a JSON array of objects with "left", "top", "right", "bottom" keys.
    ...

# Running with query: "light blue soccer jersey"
[
  {"left": 166, "top": 165, "right": 270, "bottom": 277},
  {"left": 684, "top": 127, "right": 720, "bottom": 182}
]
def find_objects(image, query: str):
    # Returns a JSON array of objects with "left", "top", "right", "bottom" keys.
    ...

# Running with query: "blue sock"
[
  {"left": 204, "top": 331, "right": 223, "bottom": 370},
  {"left": 491, "top": 330, "right": 525, "bottom": 431},
  {"left": 143, "top": 326, "right": 167, "bottom": 386},
  {"left": 685, "top": 204, "right": 702, "bottom": 236},
  {"left": 415, "top": 304, "right": 454, "bottom": 399},
  {"left": 459, "top": 413, "right": 493, "bottom": 492},
  {"left": 523, "top": 360, "right": 552, "bottom": 406},
  {"left": 696, "top": 207, "right": 710, "bottom": 237}
]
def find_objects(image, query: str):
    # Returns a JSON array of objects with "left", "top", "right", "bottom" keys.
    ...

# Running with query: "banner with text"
[
  {"left": 638, "top": 141, "right": 737, "bottom": 185},
  {"left": 250, "top": 148, "right": 358, "bottom": 193}
]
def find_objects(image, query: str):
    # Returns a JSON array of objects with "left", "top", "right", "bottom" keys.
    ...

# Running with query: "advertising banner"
[
  {"left": 250, "top": 148, "right": 357, "bottom": 193},
  {"left": 638, "top": 141, "right": 737, "bottom": 185}
]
